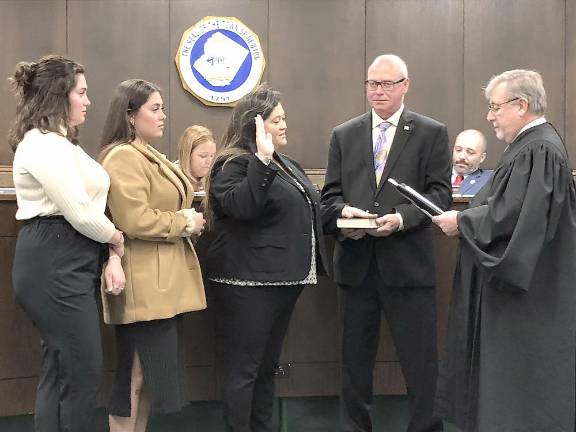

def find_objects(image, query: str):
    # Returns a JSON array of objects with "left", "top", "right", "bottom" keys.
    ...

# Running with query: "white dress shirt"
[{"left": 371, "top": 105, "right": 405, "bottom": 230}]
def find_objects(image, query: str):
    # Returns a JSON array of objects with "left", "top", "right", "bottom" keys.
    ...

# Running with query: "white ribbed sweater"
[{"left": 12, "top": 129, "right": 115, "bottom": 243}]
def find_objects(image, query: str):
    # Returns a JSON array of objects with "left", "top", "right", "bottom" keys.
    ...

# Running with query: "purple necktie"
[{"left": 374, "top": 121, "right": 391, "bottom": 184}]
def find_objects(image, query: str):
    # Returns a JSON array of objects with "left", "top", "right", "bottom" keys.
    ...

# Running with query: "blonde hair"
[{"left": 177, "top": 125, "right": 215, "bottom": 183}]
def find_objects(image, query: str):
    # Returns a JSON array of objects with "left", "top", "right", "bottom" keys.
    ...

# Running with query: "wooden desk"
[{"left": 0, "top": 194, "right": 469, "bottom": 416}]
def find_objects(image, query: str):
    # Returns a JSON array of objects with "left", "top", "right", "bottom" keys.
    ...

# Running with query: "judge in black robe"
[{"left": 432, "top": 69, "right": 576, "bottom": 432}]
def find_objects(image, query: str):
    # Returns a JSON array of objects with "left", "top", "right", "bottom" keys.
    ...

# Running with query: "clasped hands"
[
  {"left": 177, "top": 208, "right": 206, "bottom": 236},
  {"left": 104, "top": 207, "right": 208, "bottom": 296},
  {"left": 340, "top": 205, "right": 401, "bottom": 240}
]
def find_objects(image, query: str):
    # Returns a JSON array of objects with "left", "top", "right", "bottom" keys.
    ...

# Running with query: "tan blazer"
[{"left": 101, "top": 138, "right": 206, "bottom": 324}]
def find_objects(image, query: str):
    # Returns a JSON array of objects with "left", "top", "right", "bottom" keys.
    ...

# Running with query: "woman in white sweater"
[{"left": 9, "top": 55, "right": 125, "bottom": 432}]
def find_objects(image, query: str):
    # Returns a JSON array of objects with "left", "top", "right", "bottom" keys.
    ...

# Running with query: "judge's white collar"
[{"left": 514, "top": 117, "right": 546, "bottom": 141}]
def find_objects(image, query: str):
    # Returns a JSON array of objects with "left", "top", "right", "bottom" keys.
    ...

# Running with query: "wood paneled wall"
[
  {"left": 0, "top": 0, "right": 575, "bottom": 416},
  {"left": 1, "top": 0, "right": 575, "bottom": 168}
]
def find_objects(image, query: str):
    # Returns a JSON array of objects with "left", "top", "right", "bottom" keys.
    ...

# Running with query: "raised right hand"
[{"left": 255, "top": 114, "right": 274, "bottom": 157}]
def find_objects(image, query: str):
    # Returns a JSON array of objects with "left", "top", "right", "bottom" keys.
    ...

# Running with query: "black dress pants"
[
  {"left": 212, "top": 282, "right": 303, "bottom": 432},
  {"left": 340, "top": 259, "right": 443, "bottom": 432},
  {"left": 12, "top": 217, "right": 104, "bottom": 432}
]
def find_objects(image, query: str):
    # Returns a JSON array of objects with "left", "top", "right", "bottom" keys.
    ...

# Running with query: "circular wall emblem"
[{"left": 175, "top": 16, "right": 266, "bottom": 106}]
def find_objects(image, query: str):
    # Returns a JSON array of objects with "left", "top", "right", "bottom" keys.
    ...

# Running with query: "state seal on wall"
[{"left": 175, "top": 16, "right": 266, "bottom": 106}]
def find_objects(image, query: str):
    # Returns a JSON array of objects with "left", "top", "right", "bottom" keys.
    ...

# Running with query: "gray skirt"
[{"left": 107, "top": 315, "right": 188, "bottom": 416}]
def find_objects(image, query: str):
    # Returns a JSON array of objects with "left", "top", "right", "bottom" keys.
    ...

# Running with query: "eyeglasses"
[
  {"left": 488, "top": 97, "right": 520, "bottom": 112},
  {"left": 364, "top": 78, "right": 406, "bottom": 91}
]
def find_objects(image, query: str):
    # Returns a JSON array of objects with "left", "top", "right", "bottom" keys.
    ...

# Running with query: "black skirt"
[{"left": 107, "top": 315, "right": 188, "bottom": 416}]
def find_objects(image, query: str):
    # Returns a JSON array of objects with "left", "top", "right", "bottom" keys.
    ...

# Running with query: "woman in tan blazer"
[{"left": 100, "top": 79, "right": 206, "bottom": 432}]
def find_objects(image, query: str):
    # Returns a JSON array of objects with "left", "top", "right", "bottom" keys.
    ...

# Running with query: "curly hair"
[{"left": 8, "top": 55, "right": 85, "bottom": 151}]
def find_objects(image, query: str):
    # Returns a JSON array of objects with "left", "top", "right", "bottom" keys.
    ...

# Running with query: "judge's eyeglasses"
[{"left": 488, "top": 97, "right": 520, "bottom": 112}]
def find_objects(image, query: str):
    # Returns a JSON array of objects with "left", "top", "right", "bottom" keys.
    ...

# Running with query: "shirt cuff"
[
  {"left": 255, "top": 153, "right": 272, "bottom": 166},
  {"left": 395, "top": 212, "right": 404, "bottom": 231}
]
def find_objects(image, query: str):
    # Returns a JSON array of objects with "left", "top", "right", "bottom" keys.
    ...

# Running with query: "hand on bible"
[
  {"left": 367, "top": 213, "right": 401, "bottom": 237},
  {"left": 341, "top": 205, "right": 376, "bottom": 219},
  {"left": 340, "top": 205, "right": 377, "bottom": 240},
  {"left": 432, "top": 210, "right": 459, "bottom": 236}
]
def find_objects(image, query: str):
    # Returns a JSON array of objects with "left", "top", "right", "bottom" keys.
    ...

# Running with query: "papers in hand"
[
  {"left": 387, "top": 178, "right": 444, "bottom": 218},
  {"left": 337, "top": 218, "right": 378, "bottom": 229}
]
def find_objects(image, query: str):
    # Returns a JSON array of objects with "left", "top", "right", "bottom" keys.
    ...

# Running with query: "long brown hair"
[
  {"left": 203, "top": 83, "right": 281, "bottom": 225},
  {"left": 8, "top": 55, "right": 85, "bottom": 151},
  {"left": 99, "top": 79, "right": 161, "bottom": 159},
  {"left": 177, "top": 125, "right": 215, "bottom": 184}
]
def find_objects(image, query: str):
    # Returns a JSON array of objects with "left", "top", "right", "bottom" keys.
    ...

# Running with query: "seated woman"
[
  {"left": 205, "top": 83, "right": 329, "bottom": 432},
  {"left": 175, "top": 125, "right": 217, "bottom": 192},
  {"left": 99, "top": 79, "right": 207, "bottom": 432}
]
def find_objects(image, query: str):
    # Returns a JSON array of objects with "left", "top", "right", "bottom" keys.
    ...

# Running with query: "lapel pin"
[{"left": 404, "top": 125, "right": 411, "bottom": 131}]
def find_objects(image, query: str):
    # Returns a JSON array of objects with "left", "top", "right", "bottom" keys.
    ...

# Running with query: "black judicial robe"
[{"left": 435, "top": 122, "right": 576, "bottom": 432}]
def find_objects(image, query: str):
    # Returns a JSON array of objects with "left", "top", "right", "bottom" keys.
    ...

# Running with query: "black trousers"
[
  {"left": 340, "top": 259, "right": 443, "bottom": 432},
  {"left": 212, "top": 281, "right": 303, "bottom": 432},
  {"left": 12, "top": 217, "right": 104, "bottom": 432}
]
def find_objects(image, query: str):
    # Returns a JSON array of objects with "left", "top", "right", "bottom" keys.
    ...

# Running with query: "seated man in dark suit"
[{"left": 452, "top": 129, "right": 492, "bottom": 195}]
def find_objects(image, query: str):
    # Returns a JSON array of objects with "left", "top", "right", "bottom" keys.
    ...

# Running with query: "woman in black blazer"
[{"left": 205, "top": 84, "right": 329, "bottom": 432}]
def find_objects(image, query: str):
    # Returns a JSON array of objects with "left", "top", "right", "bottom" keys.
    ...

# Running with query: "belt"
[{"left": 24, "top": 215, "right": 68, "bottom": 225}]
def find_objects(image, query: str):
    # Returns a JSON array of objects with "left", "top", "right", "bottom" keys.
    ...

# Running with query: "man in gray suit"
[{"left": 322, "top": 54, "right": 451, "bottom": 432}]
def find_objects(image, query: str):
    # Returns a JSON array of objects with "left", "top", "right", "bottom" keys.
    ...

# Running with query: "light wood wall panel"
[
  {"left": 67, "top": 0, "right": 171, "bottom": 157},
  {"left": 268, "top": 0, "right": 366, "bottom": 168},
  {"left": 464, "top": 0, "right": 565, "bottom": 167},
  {"left": 366, "top": 0, "right": 464, "bottom": 143},
  {"left": 0, "top": 0, "right": 67, "bottom": 165},
  {"left": 169, "top": 0, "right": 269, "bottom": 159}
]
